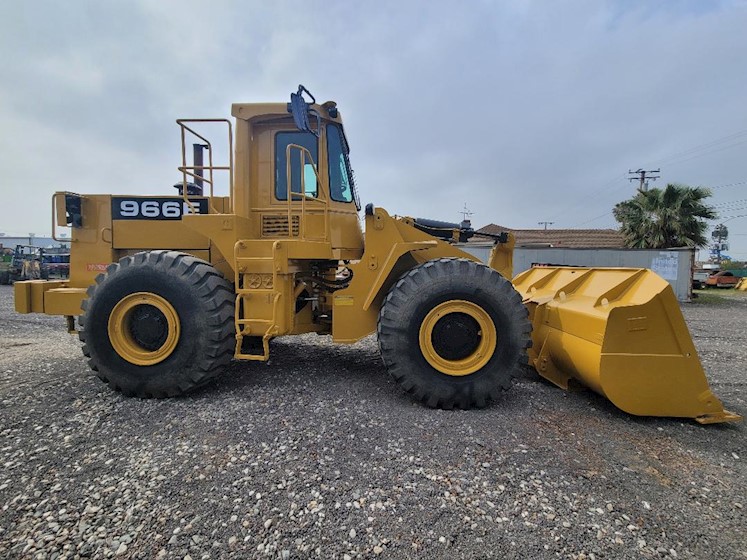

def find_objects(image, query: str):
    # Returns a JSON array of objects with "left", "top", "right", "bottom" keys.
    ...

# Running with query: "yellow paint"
[
  {"left": 229, "top": 116, "right": 362, "bottom": 256},
  {"left": 14, "top": 280, "right": 86, "bottom": 326},
  {"left": 112, "top": 219, "right": 209, "bottom": 250},
  {"left": 15, "top": 280, "right": 66, "bottom": 313},
  {"left": 488, "top": 232, "right": 514, "bottom": 279},
  {"left": 66, "top": 194, "right": 116, "bottom": 289},
  {"left": 513, "top": 266, "right": 742, "bottom": 424},
  {"left": 45, "top": 287, "right": 88, "bottom": 316},
  {"left": 334, "top": 296, "right": 354, "bottom": 306},
  {"left": 107, "top": 292, "right": 180, "bottom": 366},
  {"left": 418, "top": 300, "right": 497, "bottom": 376},
  {"left": 331, "top": 207, "right": 482, "bottom": 343}
]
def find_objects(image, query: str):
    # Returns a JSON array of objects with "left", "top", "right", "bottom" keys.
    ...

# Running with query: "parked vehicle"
[
  {"left": 42, "top": 250, "right": 70, "bottom": 279},
  {"left": 704, "top": 270, "right": 739, "bottom": 288},
  {"left": 692, "top": 269, "right": 711, "bottom": 289},
  {"left": 0, "top": 246, "right": 65, "bottom": 283},
  {"left": 5, "top": 245, "right": 49, "bottom": 282}
]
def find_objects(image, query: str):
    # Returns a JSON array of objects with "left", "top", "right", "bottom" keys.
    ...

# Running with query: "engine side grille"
[{"left": 261, "top": 214, "right": 300, "bottom": 237}]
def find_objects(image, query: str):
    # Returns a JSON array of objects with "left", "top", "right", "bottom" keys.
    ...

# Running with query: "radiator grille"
[{"left": 261, "top": 214, "right": 300, "bottom": 237}]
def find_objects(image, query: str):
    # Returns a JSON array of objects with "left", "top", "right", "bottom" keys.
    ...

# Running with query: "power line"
[
  {"left": 659, "top": 138, "right": 747, "bottom": 169},
  {"left": 569, "top": 178, "right": 747, "bottom": 228},
  {"left": 537, "top": 221, "right": 554, "bottom": 230},
  {"left": 712, "top": 198, "right": 747, "bottom": 207},
  {"left": 710, "top": 180, "right": 747, "bottom": 190},
  {"left": 573, "top": 211, "right": 613, "bottom": 228},
  {"left": 643, "top": 129, "right": 747, "bottom": 168},
  {"left": 544, "top": 173, "right": 628, "bottom": 222},
  {"left": 716, "top": 206, "right": 747, "bottom": 215},
  {"left": 544, "top": 130, "right": 747, "bottom": 226}
]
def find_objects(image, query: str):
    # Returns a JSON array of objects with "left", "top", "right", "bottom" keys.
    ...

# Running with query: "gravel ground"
[{"left": 0, "top": 284, "right": 745, "bottom": 559}]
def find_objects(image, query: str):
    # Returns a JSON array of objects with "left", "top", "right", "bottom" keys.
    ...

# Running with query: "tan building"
[
  {"left": 460, "top": 224, "right": 693, "bottom": 302},
  {"left": 475, "top": 224, "right": 625, "bottom": 248}
]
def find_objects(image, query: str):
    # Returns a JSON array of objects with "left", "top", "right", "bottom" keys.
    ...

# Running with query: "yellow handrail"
[
  {"left": 176, "top": 119, "right": 234, "bottom": 214},
  {"left": 284, "top": 143, "right": 328, "bottom": 241}
]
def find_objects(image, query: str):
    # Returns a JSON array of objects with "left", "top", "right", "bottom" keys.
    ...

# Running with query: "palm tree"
[{"left": 613, "top": 183, "right": 716, "bottom": 248}]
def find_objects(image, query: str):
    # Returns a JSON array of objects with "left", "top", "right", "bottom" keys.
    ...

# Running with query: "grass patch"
[{"left": 691, "top": 288, "right": 747, "bottom": 304}]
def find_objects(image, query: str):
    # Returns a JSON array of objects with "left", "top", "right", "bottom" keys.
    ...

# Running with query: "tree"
[{"left": 613, "top": 183, "right": 716, "bottom": 249}]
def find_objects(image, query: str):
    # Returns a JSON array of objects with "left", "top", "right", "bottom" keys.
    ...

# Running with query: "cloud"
[{"left": 0, "top": 0, "right": 745, "bottom": 256}]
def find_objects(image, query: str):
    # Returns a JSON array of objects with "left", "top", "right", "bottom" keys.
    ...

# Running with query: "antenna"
[{"left": 460, "top": 203, "right": 473, "bottom": 222}]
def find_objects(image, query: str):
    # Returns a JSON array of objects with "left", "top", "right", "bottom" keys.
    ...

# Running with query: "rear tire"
[
  {"left": 79, "top": 251, "right": 235, "bottom": 398},
  {"left": 378, "top": 258, "right": 531, "bottom": 409}
]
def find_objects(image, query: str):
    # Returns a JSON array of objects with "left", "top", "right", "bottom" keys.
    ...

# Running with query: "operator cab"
[{"left": 229, "top": 85, "right": 364, "bottom": 259}]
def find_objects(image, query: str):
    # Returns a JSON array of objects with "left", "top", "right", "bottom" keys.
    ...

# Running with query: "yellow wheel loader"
[{"left": 14, "top": 85, "right": 740, "bottom": 423}]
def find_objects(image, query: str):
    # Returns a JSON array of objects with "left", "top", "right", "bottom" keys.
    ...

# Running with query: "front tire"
[
  {"left": 377, "top": 258, "right": 531, "bottom": 409},
  {"left": 79, "top": 251, "right": 235, "bottom": 397}
]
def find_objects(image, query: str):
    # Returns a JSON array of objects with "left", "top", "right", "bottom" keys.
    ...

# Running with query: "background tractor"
[
  {"left": 14, "top": 86, "right": 740, "bottom": 423},
  {"left": 0, "top": 245, "right": 50, "bottom": 284}
]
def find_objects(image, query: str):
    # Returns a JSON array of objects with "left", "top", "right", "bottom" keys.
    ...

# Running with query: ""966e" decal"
[{"left": 111, "top": 197, "right": 208, "bottom": 220}]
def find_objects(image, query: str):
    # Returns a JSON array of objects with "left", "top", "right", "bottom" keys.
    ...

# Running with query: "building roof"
[
  {"left": 0, "top": 236, "right": 69, "bottom": 250},
  {"left": 475, "top": 223, "right": 626, "bottom": 249}
]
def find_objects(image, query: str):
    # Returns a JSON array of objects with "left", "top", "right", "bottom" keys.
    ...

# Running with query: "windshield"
[{"left": 326, "top": 124, "right": 360, "bottom": 209}]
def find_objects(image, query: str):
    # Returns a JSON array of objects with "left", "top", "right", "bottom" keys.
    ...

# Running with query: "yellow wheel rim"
[
  {"left": 107, "top": 292, "right": 180, "bottom": 366},
  {"left": 418, "top": 300, "right": 497, "bottom": 377}
]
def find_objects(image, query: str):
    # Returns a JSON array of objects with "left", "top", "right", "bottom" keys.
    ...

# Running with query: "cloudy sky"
[{"left": 1, "top": 0, "right": 746, "bottom": 259}]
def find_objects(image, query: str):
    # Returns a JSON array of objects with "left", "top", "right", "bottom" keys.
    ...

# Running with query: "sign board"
[{"left": 651, "top": 251, "right": 679, "bottom": 281}]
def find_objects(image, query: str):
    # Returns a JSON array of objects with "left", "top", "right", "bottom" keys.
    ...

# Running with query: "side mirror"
[{"left": 303, "top": 163, "right": 318, "bottom": 197}]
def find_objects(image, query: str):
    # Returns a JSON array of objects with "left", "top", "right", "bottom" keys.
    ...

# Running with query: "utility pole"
[
  {"left": 628, "top": 168, "right": 660, "bottom": 192},
  {"left": 537, "top": 221, "right": 554, "bottom": 230}
]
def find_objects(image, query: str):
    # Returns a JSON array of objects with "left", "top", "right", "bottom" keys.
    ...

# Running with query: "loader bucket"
[{"left": 512, "top": 267, "right": 741, "bottom": 424}]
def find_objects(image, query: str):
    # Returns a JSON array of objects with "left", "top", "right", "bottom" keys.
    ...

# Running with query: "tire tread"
[
  {"left": 80, "top": 250, "right": 235, "bottom": 398},
  {"left": 378, "top": 258, "right": 530, "bottom": 409}
]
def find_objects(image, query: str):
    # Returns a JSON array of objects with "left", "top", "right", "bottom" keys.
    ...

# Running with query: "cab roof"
[{"left": 231, "top": 101, "right": 343, "bottom": 125}]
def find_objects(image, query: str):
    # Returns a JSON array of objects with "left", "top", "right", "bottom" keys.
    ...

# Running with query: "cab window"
[
  {"left": 275, "top": 131, "right": 318, "bottom": 200},
  {"left": 327, "top": 124, "right": 353, "bottom": 203}
]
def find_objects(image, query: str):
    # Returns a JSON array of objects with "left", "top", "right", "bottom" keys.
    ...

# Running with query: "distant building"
[
  {"left": 475, "top": 223, "right": 625, "bottom": 248},
  {"left": 460, "top": 224, "right": 692, "bottom": 302},
  {"left": 0, "top": 235, "right": 70, "bottom": 251}
]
